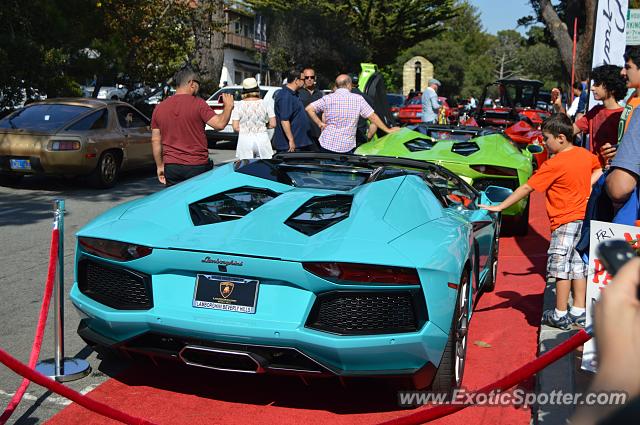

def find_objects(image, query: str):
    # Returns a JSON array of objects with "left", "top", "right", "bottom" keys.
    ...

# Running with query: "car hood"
[{"left": 78, "top": 163, "right": 444, "bottom": 261}]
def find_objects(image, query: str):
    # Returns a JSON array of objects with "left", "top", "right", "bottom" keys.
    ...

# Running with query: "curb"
[{"left": 534, "top": 279, "right": 592, "bottom": 424}]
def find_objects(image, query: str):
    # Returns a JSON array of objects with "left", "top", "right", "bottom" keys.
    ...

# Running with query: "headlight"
[{"left": 78, "top": 237, "right": 152, "bottom": 261}]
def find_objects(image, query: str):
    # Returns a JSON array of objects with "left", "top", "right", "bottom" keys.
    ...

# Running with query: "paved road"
[{"left": 0, "top": 144, "right": 236, "bottom": 424}]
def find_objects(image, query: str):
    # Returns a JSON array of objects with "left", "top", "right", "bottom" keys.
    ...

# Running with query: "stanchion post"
[
  {"left": 36, "top": 199, "right": 91, "bottom": 382},
  {"left": 54, "top": 199, "right": 64, "bottom": 377}
]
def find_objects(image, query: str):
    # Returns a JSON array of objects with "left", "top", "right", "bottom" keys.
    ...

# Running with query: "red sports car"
[
  {"left": 475, "top": 78, "right": 550, "bottom": 166},
  {"left": 397, "top": 96, "right": 455, "bottom": 124}
]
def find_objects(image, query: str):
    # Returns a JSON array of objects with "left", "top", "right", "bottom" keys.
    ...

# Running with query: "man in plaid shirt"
[{"left": 305, "top": 74, "right": 399, "bottom": 153}]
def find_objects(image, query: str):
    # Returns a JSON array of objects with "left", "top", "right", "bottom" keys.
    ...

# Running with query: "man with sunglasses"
[
  {"left": 151, "top": 68, "right": 233, "bottom": 186},
  {"left": 298, "top": 68, "right": 324, "bottom": 149},
  {"left": 273, "top": 69, "right": 314, "bottom": 153}
]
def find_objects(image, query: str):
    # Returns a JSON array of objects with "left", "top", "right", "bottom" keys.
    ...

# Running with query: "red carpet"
[{"left": 45, "top": 193, "right": 550, "bottom": 425}]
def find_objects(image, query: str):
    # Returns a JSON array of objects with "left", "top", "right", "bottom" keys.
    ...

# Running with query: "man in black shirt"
[{"left": 298, "top": 68, "right": 323, "bottom": 149}]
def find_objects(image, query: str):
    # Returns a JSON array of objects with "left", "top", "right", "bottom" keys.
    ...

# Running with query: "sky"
[{"left": 469, "top": 0, "right": 533, "bottom": 35}]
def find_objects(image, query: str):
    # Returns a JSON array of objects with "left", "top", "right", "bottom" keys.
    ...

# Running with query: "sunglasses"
[{"left": 303, "top": 76, "right": 316, "bottom": 80}]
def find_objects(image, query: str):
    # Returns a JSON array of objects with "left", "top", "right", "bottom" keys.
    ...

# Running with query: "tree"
[
  {"left": 246, "top": 0, "right": 460, "bottom": 66},
  {"left": 0, "top": 0, "right": 107, "bottom": 107},
  {"left": 490, "top": 30, "right": 524, "bottom": 80},
  {"left": 258, "top": 4, "right": 367, "bottom": 88},
  {"left": 392, "top": 1, "right": 494, "bottom": 98},
  {"left": 522, "top": 0, "right": 596, "bottom": 81},
  {"left": 395, "top": 39, "right": 466, "bottom": 98}
]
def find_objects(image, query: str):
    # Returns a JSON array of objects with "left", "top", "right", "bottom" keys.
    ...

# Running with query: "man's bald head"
[{"left": 335, "top": 74, "right": 352, "bottom": 89}]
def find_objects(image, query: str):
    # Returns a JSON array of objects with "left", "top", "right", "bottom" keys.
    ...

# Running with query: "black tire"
[
  {"left": 0, "top": 172, "right": 24, "bottom": 186},
  {"left": 431, "top": 269, "right": 470, "bottom": 394},
  {"left": 88, "top": 150, "right": 120, "bottom": 188},
  {"left": 511, "top": 199, "right": 530, "bottom": 236}
]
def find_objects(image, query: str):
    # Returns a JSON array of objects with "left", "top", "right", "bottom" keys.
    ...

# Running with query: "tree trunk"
[
  {"left": 190, "top": 0, "right": 226, "bottom": 95},
  {"left": 535, "top": 0, "right": 596, "bottom": 82}
]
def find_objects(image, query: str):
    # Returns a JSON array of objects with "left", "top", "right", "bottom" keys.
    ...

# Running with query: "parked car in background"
[
  {"left": 397, "top": 96, "right": 456, "bottom": 125},
  {"left": 82, "top": 85, "right": 128, "bottom": 100},
  {"left": 205, "top": 85, "right": 281, "bottom": 146},
  {"left": 356, "top": 124, "right": 543, "bottom": 235},
  {"left": 0, "top": 98, "right": 154, "bottom": 188},
  {"left": 387, "top": 93, "right": 405, "bottom": 122}
]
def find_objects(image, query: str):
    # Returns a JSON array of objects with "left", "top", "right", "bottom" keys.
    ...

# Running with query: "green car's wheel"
[{"left": 431, "top": 268, "right": 470, "bottom": 394}]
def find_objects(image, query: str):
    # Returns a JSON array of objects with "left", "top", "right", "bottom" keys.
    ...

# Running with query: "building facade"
[{"left": 219, "top": 2, "right": 272, "bottom": 87}]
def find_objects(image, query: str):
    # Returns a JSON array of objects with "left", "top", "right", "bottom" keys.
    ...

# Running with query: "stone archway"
[{"left": 403, "top": 56, "right": 434, "bottom": 97}]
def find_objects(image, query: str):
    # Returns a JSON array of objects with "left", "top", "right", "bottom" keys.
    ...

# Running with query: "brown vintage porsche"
[{"left": 0, "top": 98, "right": 154, "bottom": 188}]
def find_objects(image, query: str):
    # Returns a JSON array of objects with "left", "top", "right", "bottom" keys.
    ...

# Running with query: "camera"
[{"left": 596, "top": 240, "right": 636, "bottom": 276}]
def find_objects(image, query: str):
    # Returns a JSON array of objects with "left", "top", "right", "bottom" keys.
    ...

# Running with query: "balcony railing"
[{"left": 225, "top": 33, "right": 255, "bottom": 50}]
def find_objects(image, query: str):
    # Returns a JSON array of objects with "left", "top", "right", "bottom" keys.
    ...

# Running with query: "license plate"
[
  {"left": 9, "top": 159, "right": 31, "bottom": 170},
  {"left": 193, "top": 274, "right": 259, "bottom": 314}
]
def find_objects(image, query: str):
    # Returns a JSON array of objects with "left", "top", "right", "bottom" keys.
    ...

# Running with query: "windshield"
[
  {"left": 0, "top": 104, "right": 91, "bottom": 132},
  {"left": 284, "top": 168, "right": 368, "bottom": 190},
  {"left": 387, "top": 94, "right": 405, "bottom": 107}
]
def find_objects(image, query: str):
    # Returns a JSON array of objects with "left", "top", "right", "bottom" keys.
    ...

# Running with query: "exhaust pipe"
[{"left": 179, "top": 345, "right": 265, "bottom": 374}]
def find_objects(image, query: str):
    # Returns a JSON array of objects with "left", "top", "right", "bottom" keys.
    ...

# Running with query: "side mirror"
[
  {"left": 482, "top": 185, "right": 513, "bottom": 204},
  {"left": 527, "top": 144, "right": 544, "bottom": 154}
]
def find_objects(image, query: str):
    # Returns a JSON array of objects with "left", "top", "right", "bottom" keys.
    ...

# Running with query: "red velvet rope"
[
  {"left": 0, "top": 347, "right": 158, "bottom": 425},
  {"left": 377, "top": 328, "right": 592, "bottom": 425},
  {"left": 0, "top": 228, "right": 59, "bottom": 425}
]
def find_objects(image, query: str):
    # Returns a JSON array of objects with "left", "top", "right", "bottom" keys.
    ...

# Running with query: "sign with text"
[
  {"left": 589, "top": 0, "right": 629, "bottom": 110},
  {"left": 582, "top": 220, "right": 640, "bottom": 372},
  {"left": 627, "top": 9, "right": 640, "bottom": 45}
]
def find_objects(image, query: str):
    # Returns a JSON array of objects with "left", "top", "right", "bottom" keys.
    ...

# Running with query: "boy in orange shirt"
[{"left": 480, "top": 114, "right": 603, "bottom": 329}]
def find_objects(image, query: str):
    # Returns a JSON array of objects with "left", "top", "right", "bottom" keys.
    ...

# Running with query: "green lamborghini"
[{"left": 355, "top": 124, "right": 543, "bottom": 235}]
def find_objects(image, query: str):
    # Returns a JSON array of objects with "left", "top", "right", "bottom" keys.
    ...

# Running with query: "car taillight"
[
  {"left": 470, "top": 165, "right": 518, "bottom": 176},
  {"left": 78, "top": 237, "right": 152, "bottom": 262},
  {"left": 48, "top": 140, "right": 81, "bottom": 151},
  {"left": 303, "top": 262, "right": 420, "bottom": 285}
]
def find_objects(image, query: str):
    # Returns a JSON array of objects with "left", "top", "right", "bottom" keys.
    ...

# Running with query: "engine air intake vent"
[
  {"left": 404, "top": 138, "right": 436, "bottom": 152},
  {"left": 189, "top": 186, "right": 280, "bottom": 226},
  {"left": 285, "top": 194, "right": 353, "bottom": 236},
  {"left": 451, "top": 142, "right": 480, "bottom": 156}
]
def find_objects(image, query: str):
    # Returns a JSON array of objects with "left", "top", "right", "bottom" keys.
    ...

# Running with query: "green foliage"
[
  {"left": 518, "top": 43, "right": 562, "bottom": 88},
  {"left": 246, "top": 0, "right": 459, "bottom": 66},
  {"left": 395, "top": 39, "right": 465, "bottom": 98},
  {"left": 257, "top": 4, "right": 367, "bottom": 88},
  {"left": 0, "top": 0, "right": 105, "bottom": 106}
]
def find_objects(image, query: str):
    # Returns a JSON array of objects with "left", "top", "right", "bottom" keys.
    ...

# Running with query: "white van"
[{"left": 205, "top": 85, "right": 281, "bottom": 146}]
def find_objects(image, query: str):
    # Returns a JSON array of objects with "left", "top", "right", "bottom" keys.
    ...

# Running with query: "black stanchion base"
[{"left": 35, "top": 358, "right": 91, "bottom": 382}]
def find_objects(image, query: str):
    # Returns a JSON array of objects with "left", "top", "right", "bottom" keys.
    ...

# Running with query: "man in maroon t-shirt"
[{"left": 151, "top": 68, "right": 233, "bottom": 186}]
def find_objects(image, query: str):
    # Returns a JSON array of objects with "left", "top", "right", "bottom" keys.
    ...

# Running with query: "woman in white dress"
[{"left": 231, "top": 78, "right": 276, "bottom": 159}]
